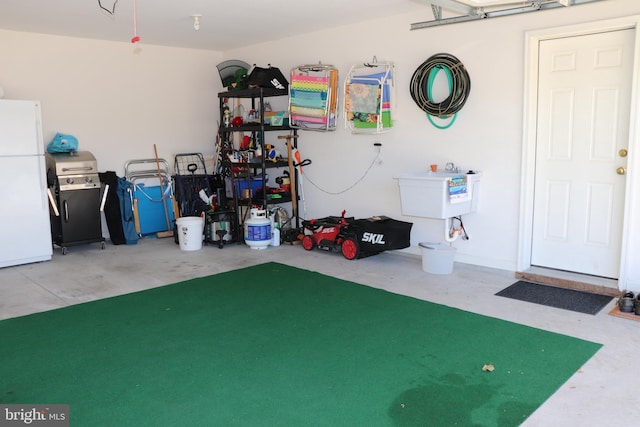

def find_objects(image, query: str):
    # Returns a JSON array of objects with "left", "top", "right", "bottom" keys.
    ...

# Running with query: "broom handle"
[
  {"left": 133, "top": 198, "right": 141, "bottom": 235},
  {"left": 279, "top": 135, "right": 298, "bottom": 222},
  {"left": 287, "top": 140, "right": 298, "bottom": 222},
  {"left": 153, "top": 144, "right": 172, "bottom": 232}
]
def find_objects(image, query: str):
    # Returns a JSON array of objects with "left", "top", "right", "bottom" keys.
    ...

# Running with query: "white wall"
[
  {"left": 1, "top": 0, "right": 639, "bottom": 284},
  {"left": 222, "top": 0, "right": 640, "bottom": 277},
  {"left": 0, "top": 30, "right": 223, "bottom": 175}
]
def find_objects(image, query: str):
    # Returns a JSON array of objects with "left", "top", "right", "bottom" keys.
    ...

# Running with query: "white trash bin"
[
  {"left": 176, "top": 216, "right": 204, "bottom": 251},
  {"left": 419, "top": 242, "right": 456, "bottom": 274}
]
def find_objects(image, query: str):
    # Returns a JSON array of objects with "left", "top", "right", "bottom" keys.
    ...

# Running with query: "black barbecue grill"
[{"left": 46, "top": 151, "right": 106, "bottom": 254}]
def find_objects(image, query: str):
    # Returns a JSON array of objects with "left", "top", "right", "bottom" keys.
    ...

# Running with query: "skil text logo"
[{"left": 361, "top": 232, "right": 386, "bottom": 245}]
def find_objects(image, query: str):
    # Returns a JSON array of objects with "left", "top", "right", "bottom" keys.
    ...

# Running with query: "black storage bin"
[{"left": 346, "top": 216, "right": 412, "bottom": 258}]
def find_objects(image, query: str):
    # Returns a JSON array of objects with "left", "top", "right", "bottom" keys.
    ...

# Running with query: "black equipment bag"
[
  {"left": 246, "top": 65, "right": 289, "bottom": 91},
  {"left": 173, "top": 174, "right": 210, "bottom": 217},
  {"left": 346, "top": 216, "right": 412, "bottom": 257},
  {"left": 99, "top": 171, "right": 126, "bottom": 245}
]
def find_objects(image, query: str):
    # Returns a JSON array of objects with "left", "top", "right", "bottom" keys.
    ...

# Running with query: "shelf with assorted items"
[{"left": 216, "top": 87, "right": 302, "bottom": 244}]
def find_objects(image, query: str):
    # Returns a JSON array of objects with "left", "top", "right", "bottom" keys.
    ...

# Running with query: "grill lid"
[
  {"left": 47, "top": 151, "right": 98, "bottom": 176},
  {"left": 46, "top": 151, "right": 100, "bottom": 191}
]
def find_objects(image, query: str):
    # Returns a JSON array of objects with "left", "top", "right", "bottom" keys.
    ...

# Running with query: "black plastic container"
[{"left": 345, "top": 216, "right": 413, "bottom": 258}]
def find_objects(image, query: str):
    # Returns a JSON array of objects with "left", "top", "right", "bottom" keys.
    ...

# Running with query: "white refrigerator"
[{"left": 0, "top": 100, "right": 53, "bottom": 267}]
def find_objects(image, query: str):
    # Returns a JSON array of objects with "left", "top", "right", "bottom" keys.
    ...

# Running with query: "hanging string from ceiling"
[
  {"left": 409, "top": 53, "right": 471, "bottom": 129},
  {"left": 98, "top": 0, "right": 118, "bottom": 15},
  {"left": 97, "top": 0, "right": 140, "bottom": 44},
  {"left": 131, "top": 0, "right": 140, "bottom": 43}
]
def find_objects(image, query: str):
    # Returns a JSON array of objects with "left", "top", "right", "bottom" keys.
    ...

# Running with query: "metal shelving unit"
[{"left": 217, "top": 87, "right": 300, "bottom": 242}]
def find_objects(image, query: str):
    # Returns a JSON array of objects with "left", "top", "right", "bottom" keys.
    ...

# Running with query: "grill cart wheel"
[
  {"left": 341, "top": 237, "right": 359, "bottom": 260},
  {"left": 302, "top": 235, "right": 315, "bottom": 251}
]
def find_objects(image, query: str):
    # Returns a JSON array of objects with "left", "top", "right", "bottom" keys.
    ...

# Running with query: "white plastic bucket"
[
  {"left": 418, "top": 242, "right": 456, "bottom": 274},
  {"left": 176, "top": 216, "right": 204, "bottom": 251}
]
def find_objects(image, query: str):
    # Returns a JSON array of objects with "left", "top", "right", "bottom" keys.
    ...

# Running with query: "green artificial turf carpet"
[{"left": 0, "top": 262, "right": 602, "bottom": 426}]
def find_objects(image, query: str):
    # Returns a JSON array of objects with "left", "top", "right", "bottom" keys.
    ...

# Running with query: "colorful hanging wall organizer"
[
  {"left": 344, "top": 59, "right": 395, "bottom": 134},
  {"left": 289, "top": 64, "right": 339, "bottom": 132}
]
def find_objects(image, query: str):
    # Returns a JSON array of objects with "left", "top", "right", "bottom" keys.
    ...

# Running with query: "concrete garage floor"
[{"left": 1, "top": 237, "right": 637, "bottom": 426}]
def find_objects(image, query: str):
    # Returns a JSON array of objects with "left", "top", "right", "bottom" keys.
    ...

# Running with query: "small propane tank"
[{"left": 245, "top": 208, "right": 271, "bottom": 249}]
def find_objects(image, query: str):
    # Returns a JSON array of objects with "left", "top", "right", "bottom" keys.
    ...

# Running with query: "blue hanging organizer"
[{"left": 344, "top": 58, "right": 395, "bottom": 134}]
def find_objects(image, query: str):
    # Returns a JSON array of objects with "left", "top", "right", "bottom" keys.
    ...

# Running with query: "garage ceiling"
[
  {"left": 0, "top": 0, "right": 605, "bottom": 51},
  {"left": 0, "top": 0, "right": 429, "bottom": 51}
]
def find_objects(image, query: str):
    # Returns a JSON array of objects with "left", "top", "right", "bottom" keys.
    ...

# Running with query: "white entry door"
[{"left": 531, "top": 29, "right": 634, "bottom": 278}]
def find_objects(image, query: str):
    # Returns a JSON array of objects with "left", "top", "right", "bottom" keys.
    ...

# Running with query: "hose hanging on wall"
[{"left": 409, "top": 53, "right": 471, "bottom": 129}]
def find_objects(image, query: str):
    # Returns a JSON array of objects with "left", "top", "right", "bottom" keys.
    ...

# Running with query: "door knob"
[
  {"left": 619, "top": 148, "right": 628, "bottom": 158},
  {"left": 617, "top": 166, "right": 626, "bottom": 175}
]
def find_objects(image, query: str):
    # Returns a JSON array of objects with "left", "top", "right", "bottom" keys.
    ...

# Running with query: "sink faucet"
[{"left": 445, "top": 162, "right": 460, "bottom": 173}]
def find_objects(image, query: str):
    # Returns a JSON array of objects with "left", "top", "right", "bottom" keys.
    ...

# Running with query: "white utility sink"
[{"left": 395, "top": 171, "right": 482, "bottom": 219}]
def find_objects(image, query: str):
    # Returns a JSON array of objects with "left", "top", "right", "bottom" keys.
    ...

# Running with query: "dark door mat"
[{"left": 496, "top": 281, "right": 613, "bottom": 315}]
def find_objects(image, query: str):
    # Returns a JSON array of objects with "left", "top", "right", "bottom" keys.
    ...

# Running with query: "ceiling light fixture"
[{"left": 192, "top": 14, "right": 202, "bottom": 31}]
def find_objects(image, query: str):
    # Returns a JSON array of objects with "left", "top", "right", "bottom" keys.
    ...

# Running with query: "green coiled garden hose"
[{"left": 410, "top": 53, "right": 471, "bottom": 129}]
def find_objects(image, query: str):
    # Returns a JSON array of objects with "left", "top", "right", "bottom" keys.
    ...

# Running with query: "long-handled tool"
[
  {"left": 278, "top": 134, "right": 299, "bottom": 222},
  {"left": 132, "top": 197, "right": 141, "bottom": 235},
  {"left": 153, "top": 144, "right": 174, "bottom": 238},
  {"left": 292, "top": 147, "right": 311, "bottom": 221}
]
